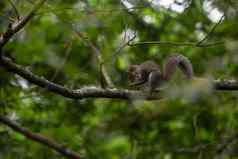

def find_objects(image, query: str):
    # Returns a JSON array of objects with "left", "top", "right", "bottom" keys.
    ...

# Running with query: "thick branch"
[
  {"left": 0, "top": 56, "right": 158, "bottom": 100},
  {"left": 0, "top": 56, "right": 238, "bottom": 100},
  {"left": 0, "top": 0, "right": 47, "bottom": 49},
  {"left": 0, "top": 116, "right": 82, "bottom": 159},
  {"left": 213, "top": 79, "right": 238, "bottom": 90}
]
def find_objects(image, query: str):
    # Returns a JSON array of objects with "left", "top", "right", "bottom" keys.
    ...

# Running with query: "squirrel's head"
[
  {"left": 128, "top": 61, "right": 161, "bottom": 86},
  {"left": 128, "top": 65, "right": 143, "bottom": 86}
]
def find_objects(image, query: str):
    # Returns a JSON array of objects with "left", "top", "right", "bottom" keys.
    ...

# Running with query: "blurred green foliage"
[{"left": 1, "top": 0, "right": 238, "bottom": 158}]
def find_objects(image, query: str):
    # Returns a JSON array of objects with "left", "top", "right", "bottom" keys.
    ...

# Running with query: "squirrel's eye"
[{"left": 136, "top": 73, "right": 142, "bottom": 79}]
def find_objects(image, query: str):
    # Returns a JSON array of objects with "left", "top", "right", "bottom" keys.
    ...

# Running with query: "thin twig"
[
  {"left": 50, "top": 39, "right": 73, "bottom": 82},
  {"left": 129, "top": 41, "right": 224, "bottom": 47},
  {"left": 0, "top": 116, "right": 83, "bottom": 159},
  {"left": 112, "top": 32, "right": 136, "bottom": 61},
  {"left": 129, "top": 15, "right": 225, "bottom": 48},
  {"left": 176, "top": 133, "right": 238, "bottom": 154},
  {"left": 196, "top": 15, "right": 225, "bottom": 46},
  {"left": 74, "top": 30, "right": 114, "bottom": 88},
  {"left": 0, "top": 12, "right": 14, "bottom": 22},
  {"left": 8, "top": 0, "right": 20, "bottom": 19},
  {"left": 35, "top": 5, "right": 148, "bottom": 16}
]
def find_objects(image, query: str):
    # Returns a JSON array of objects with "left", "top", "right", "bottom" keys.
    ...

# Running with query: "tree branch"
[
  {"left": 175, "top": 133, "right": 238, "bottom": 154},
  {"left": 74, "top": 30, "right": 114, "bottom": 88},
  {"left": 50, "top": 39, "right": 73, "bottom": 82},
  {"left": 1, "top": 56, "right": 238, "bottom": 101},
  {"left": 8, "top": 0, "right": 20, "bottom": 19},
  {"left": 213, "top": 79, "right": 238, "bottom": 90},
  {"left": 0, "top": 116, "right": 83, "bottom": 159},
  {"left": 0, "top": 0, "right": 47, "bottom": 49},
  {"left": 128, "top": 41, "right": 224, "bottom": 47},
  {"left": 196, "top": 15, "right": 225, "bottom": 46},
  {"left": 0, "top": 56, "right": 159, "bottom": 100},
  {"left": 112, "top": 32, "right": 136, "bottom": 63}
]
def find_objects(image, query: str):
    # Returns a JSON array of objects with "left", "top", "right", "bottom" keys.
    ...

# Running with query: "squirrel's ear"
[{"left": 128, "top": 65, "right": 138, "bottom": 71}]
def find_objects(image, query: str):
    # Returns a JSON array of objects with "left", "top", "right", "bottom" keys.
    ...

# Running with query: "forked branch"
[{"left": 0, "top": 0, "right": 47, "bottom": 49}]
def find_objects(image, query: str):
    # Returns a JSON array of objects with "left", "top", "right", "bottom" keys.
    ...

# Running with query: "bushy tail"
[{"left": 163, "top": 54, "right": 193, "bottom": 81}]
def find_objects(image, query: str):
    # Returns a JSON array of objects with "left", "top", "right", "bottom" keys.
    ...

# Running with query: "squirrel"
[{"left": 128, "top": 54, "right": 193, "bottom": 92}]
